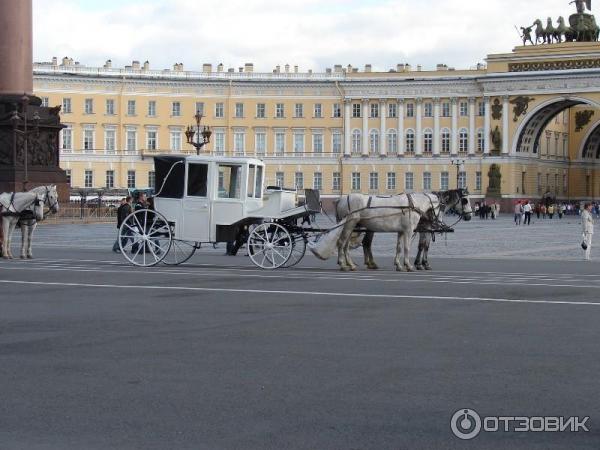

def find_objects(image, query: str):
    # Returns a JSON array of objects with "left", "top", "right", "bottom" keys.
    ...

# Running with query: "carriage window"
[
  {"left": 255, "top": 166, "right": 263, "bottom": 199},
  {"left": 218, "top": 164, "right": 242, "bottom": 199},
  {"left": 247, "top": 165, "right": 256, "bottom": 198},
  {"left": 187, "top": 164, "right": 209, "bottom": 197}
]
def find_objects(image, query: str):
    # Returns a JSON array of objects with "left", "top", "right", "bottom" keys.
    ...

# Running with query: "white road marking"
[{"left": 0, "top": 279, "right": 599, "bottom": 307}]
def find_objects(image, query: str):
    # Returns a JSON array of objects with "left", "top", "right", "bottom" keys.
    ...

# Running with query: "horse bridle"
[{"left": 41, "top": 186, "right": 59, "bottom": 214}]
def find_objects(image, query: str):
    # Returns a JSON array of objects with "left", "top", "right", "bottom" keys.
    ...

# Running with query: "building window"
[
  {"left": 458, "top": 172, "right": 467, "bottom": 189},
  {"left": 235, "top": 103, "right": 244, "bottom": 118},
  {"left": 84, "top": 170, "right": 93, "bottom": 188},
  {"left": 352, "top": 103, "right": 361, "bottom": 118},
  {"left": 276, "top": 103, "right": 285, "bottom": 118},
  {"left": 313, "top": 133, "right": 323, "bottom": 154},
  {"left": 441, "top": 129, "right": 451, "bottom": 153},
  {"left": 275, "top": 132, "right": 285, "bottom": 156},
  {"left": 214, "top": 130, "right": 225, "bottom": 155},
  {"left": 314, "top": 103, "right": 322, "bottom": 118},
  {"left": 146, "top": 130, "right": 157, "bottom": 150},
  {"left": 195, "top": 102, "right": 204, "bottom": 115},
  {"left": 478, "top": 101, "right": 485, "bottom": 116},
  {"left": 369, "top": 172, "right": 379, "bottom": 191},
  {"left": 256, "top": 103, "right": 266, "bottom": 118},
  {"left": 387, "top": 172, "right": 396, "bottom": 190},
  {"left": 170, "top": 129, "right": 182, "bottom": 151},
  {"left": 65, "top": 169, "right": 71, "bottom": 186},
  {"left": 295, "top": 172, "right": 304, "bottom": 190},
  {"left": 61, "top": 127, "right": 72, "bottom": 151},
  {"left": 276, "top": 172, "right": 284, "bottom": 188},
  {"left": 459, "top": 101, "right": 468, "bottom": 116},
  {"left": 234, "top": 131, "right": 245, "bottom": 155},
  {"left": 106, "top": 99, "right": 115, "bottom": 115},
  {"left": 62, "top": 98, "right": 72, "bottom": 114},
  {"left": 172, "top": 102, "right": 181, "bottom": 117},
  {"left": 147, "top": 100, "right": 156, "bottom": 117},
  {"left": 442, "top": 102, "right": 450, "bottom": 117},
  {"left": 332, "top": 132, "right": 342, "bottom": 154},
  {"left": 388, "top": 103, "right": 397, "bottom": 118},
  {"left": 370, "top": 103, "right": 379, "bottom": 118},
  {"left": 405, "top": 172, "right": 414, "bottom": 191},
  {"left": 126, "top": 130, "right": 137, "bottom": 152},
  {"left": 313, "top": 172, "right": 323, "bottom": 190},
  {"left": 459, "top": 128, "right": 468, "bottom": 153},
  {"left": 293, "top": 132, "right": 304, "bottom": 155},
  {"left": 424, "top": 102, "right": 433, "bottom": 117},
  {"left": 352, "top": 130, "right": 361, "bottom": 154},
  {"left": 149, "top": 171, "right": 156, "bottom": 189},
  {"left": 406, "top": 103, "right": 414, "bottom": 117},
  {"left": 106, "top": 170, "right": 115, "bottom": 189},
  {"left": 127, "top": 170, "right": 136, "bottom": 189},
  {"left": 563, "top": 174, "right": 568, "bottom": 194},
  {"left": 387, "top": 130, "right": 397, "bottom": 155},
  {"left": 351, "top": 172, "right": 361, "bottom": 191},
  {"left": 423, "top": 129, "right": 433, "bottom": 153},
  {"left": 476, "top": 172, "right": 482, "bottom": 191},
  {"left": 406, "top": 129, "right": 415, "bottom": 153},
  {"left": 255, "top": 132, "right": 266, "bottom": 156},
  {"left": 83, "top": 128, "right": 94, "bottom": 152},
  {"left": 41, "top": 97, "right": 49, "bottom": 107},
  {"left": 332, "top": 172, "right": 341, "bottom": 191},
  {"left": 84, "top": 98, "right": 94, "bottom": 114},
  {"left": 423, "top": 172, "right": 432, "bottom": 191},
  {"left": 333, "top": 103, "right": 342, "bottom": 118},
  {"left": 215, "top": 103, "right": 224, "bottom": 118},
  {"left": 370, "top": 130, "right": 379, "bottom": 155},
  {"left": 295, "top": 103, "right": 304, "bottom": 118},
  {"left": 127, "top": 100, "right": 136, "bottom": 116},
  {"left": 105, "top": 129, "right": 116, "bottom": 153},
  {"left": 477, "top": 129, "right": 484, "bottom": 152},
  {"left": 441, "top": 172, "right": 449, "bottom": 191}
]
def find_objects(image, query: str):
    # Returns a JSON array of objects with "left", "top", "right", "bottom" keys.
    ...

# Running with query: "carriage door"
[{"left": 182, "top": 163, "right": 210, "bottom": 242}]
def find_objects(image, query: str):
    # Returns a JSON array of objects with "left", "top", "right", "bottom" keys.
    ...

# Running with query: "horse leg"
[
  {"left": 394, "top": 232, "right": 405, "bottom": 272},
  {"left": 337, "top": 218, "right": 358, "bottom": 271},
  {"left": 422, "top": 233, "right": 433, "bottom": 271},
  {"left": 403, "top": 230, "right": 415, "bottom": 272},
  {"left": 1, "top": 219, "right": 8, "bottom": 259},
  {"left": 363, "top": 231, "right": 378, "bottom": 270},
  {"left": 5, "top": 219, "right": 17, "bottom": 259},
  {"left": 26, "top": 223, "right": 36, "bottom": 259},
  {"left": 20, "top": 223, "right": 27, "bottom": 259}
]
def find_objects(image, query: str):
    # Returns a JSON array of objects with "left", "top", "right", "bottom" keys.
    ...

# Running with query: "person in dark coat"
[{"left": 113, "top": 196, "right": 133, "bottom": 252}]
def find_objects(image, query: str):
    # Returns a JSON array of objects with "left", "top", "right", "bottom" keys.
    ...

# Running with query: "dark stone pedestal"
[{"left": 0, "top": 94, "right": 69, "bottom": 200}]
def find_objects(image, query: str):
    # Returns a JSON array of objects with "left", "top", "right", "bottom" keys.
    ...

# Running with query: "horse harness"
[{"left": 0, "top": 192, "right": 42, "bottom": 221}]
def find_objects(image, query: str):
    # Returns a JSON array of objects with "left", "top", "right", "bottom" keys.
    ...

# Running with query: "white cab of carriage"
[{"left": 119, "top": 155, "right": 318, "bottom": 268}]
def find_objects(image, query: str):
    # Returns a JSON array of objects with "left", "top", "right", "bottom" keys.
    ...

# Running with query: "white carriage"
[{"left": 119, "top": 155, "right": 320, "bottom": 269}]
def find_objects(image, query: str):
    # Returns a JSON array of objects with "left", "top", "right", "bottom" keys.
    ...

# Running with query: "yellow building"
[{"left": 32, "top": 43, "right": 600, "bottom": 207}]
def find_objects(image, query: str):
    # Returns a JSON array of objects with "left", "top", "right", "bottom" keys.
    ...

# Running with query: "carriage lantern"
[{"left": 185, "top": 112, "right": 212, "bottom": 155}]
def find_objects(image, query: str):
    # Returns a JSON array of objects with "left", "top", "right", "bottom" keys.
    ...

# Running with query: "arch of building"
[{"left": 580, "top": 119, "right": 600, "bottom": 160}]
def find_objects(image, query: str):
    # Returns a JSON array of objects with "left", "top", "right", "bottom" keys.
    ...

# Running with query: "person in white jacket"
[{"left": 582, "top": 203, "right": 595, "bottom": 261}]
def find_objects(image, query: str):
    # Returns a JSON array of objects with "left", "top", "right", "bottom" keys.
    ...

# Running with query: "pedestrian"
[
  {"left": 113, "top": 196, "right": 133, "bottom": 252},
  {"left": 558, "top": 204, "right": 564, "bottom": 220},
  {"left": 548, "top": 204, "right": 555, "bottom": 220},
  {"left": 582, "top": 203, "right": 595, "bottom": 261},
  {"left": 541, "top": 204, "right": 547, "bottom": 219},
  {"left": 514, "top": 201, "right": 522, "bottom": 226},
  {"left": 535, "top": 203, "right": 541, "bottom": 219},
  {"left": 523, "top": 201, "right": 532, "bottom": 225}
]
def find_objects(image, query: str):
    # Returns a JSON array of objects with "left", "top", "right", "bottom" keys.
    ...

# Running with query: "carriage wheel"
[
  {"left": 247, "top": 223, "right": 293, "bottom": 269},
  {"left": 119, "top": 209, "right": 172, "bottom": 267},
  {"left": 162, "top": 240, "right": 197, "bottom": 266},
  {"left": 281, "top": 233, "right": 307, "bottom": 268}
]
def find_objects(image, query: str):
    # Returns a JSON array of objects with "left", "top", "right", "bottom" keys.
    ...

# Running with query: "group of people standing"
[{"left": 475, "top": 202, "right": 501, "bottom": 220}]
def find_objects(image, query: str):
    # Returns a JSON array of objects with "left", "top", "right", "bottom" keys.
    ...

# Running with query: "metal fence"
[{"left": 44, "top": 203, "right": 117, "bottom": 224}]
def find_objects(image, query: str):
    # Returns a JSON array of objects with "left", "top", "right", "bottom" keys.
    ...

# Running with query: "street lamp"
[
  {"left": 185, "top": 112, "right": 212, "bottom": 155},
  {"left": 451, "top": 159, "right": 466, "bottom": 189},
  {"left": 10, "top": 94, "right": 40, "bottom": 191}
]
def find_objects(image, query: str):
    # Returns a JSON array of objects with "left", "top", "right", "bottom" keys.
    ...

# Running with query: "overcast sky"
[{"left": 34, "top": 0, "right": 576, "bottom": 72}]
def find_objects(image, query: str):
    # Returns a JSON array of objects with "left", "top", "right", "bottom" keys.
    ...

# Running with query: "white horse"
[
  {"left": 0, "top": 185, "right": 59, "bottom": 259},
  {"left": 331, "top": 192, "right": 443, "bottom": 272}
]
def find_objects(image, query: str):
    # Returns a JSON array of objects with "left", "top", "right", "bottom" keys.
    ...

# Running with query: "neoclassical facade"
[{"left": 32, "top": 42, "right": 600, "bottom": 204}]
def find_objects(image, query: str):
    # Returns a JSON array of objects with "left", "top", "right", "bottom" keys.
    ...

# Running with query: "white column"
[
  {"left": 433, "top": 98, "right": 441, "bottom": 157},
  {"left": 415, "top": 98, "right": 423, "bottom": 156},
  {"left": 468, "top": 97, "right": 476, "bottom": 155},
  {"left": 362, "top": 99, "right": 369, "bottom": 157},
  {"left": 398, "top": 99, "right": 405, "bottom": 157},
  {"left": 344, "top": 100, "right": 351, "bottom": 157},
  {"left": 380, "top": 99, "right": 386, "bottom": 157},
  {"left": 502, "top": 95, "right": 510, "bottom": 155},
  {"left": 451, "top": 98, "right": 458, "bottom": 155},
  {"left": 484, "top": 97, "right": 491, "bottom": 155}
]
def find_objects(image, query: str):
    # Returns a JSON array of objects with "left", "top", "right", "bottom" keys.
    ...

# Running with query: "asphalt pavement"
[{"left": 0, "top": 216, "right": 599, "bottom": 449}]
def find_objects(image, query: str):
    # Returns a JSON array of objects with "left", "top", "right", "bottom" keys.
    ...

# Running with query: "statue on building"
[
  {"left": 491, "top": 99, "right": 503, "bottom": 120},
  {"left": 491, "top": 126, "right": 502, "bottom": 154},
  {"left": 487, "top": 164, "right": 502, "bottom": 198},
  {"left": 570, "top": 0, "right": 591, "bottom": 14},
  {"left": 575, "top": 110, "right": 595, "bottom": 131},
  {"left": 510, "top": 96, "right": 535, "bottom": 122},
  {"left": 521, "top": 1, "right": 598, "bottom": 44},
  {"left": 520, "top": 25, "right": 535, "bottom": 45}
]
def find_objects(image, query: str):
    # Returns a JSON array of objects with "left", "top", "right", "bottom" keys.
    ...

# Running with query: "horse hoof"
[
  {"left": 405, "top": 266, "right": 415, "bottom": 273},
  {"left": 27, "top": 255, "right": 33, "bottom": 260},
  {"left": 350, "top": 266, "right": 358, "bottom": 272},
  {"left": 415, "top": 265, "right": 423, "bottom": 271},
  {"left": 366, "top": 264, "right": 379, "bottom": 270},
  {"left": 340, "top": 266, "right": 351, "bottom": 272},
  {"left": 395, "top": 266, "right": 404, "bottom": 272},
  {"left": 424, "top": 265, "right": 432, "bottom": 271}
]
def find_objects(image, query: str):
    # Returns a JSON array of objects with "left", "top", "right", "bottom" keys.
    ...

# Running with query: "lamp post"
[
  {"left": 185, "top": 112, "right": 212, "bottom": 155},
  {"left": 10, "top": 94, "right": 40, "bottom": 191},
  {"left": 451, "top": 158, "right": 466, "bottom": 189}
]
